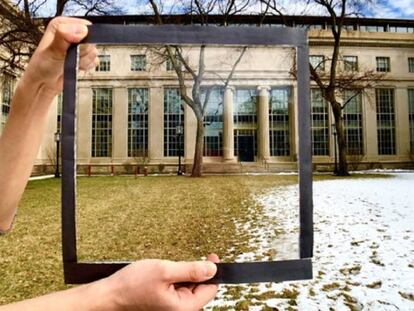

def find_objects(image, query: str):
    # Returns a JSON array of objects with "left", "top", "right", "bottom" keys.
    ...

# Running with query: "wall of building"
[
  {"left": 308, "top": 30, "right": 414, "bottom": 170},
  {"left": 5, "top": 27, "right": 413, "bottom": 174}
]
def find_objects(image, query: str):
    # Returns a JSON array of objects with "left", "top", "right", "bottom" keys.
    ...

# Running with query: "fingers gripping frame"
[{"left": 62, "top": 24, "right": 313, "bottom": 284}]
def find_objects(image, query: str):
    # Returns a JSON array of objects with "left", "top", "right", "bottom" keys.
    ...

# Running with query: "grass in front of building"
[
  {"left": 75, "top": 174, "right": 299, "bottom": 262},
  {"left": 0, "top": 175, "right": 295, "bottom": 304},
  {"left": 0, "top": 173, "right": 387, "bottom": 305}
]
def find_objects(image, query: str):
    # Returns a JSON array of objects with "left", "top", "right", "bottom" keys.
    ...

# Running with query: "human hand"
[
  {"left": 103, "top": 254, "right": 220, "bottom": 311},
  {"left": 22, "top": 17, "right": 98, "bottom": 102}
]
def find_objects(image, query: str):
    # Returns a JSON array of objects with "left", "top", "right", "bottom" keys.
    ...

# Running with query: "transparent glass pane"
[{"left": 74, "top": 43, "right": 302, "bottom": 263}]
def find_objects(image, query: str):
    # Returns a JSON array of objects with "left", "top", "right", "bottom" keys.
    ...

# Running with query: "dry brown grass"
[
  {"left": 0, "top": 175, "right": 296, "bottom": 304},
  {"left": 0, "top": 173, "right": 387, "bottom": 305}
]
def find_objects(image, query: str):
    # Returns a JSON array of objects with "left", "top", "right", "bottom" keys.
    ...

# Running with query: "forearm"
[
  {"left": 0, "top": 279, "right": 119, "bottom": 311},
  {"left": 0, "top": 78, "right": 56, "bottom": 231}
]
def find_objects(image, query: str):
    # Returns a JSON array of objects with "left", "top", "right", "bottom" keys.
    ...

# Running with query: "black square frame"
[{"left": 62, "top": 24, "right": 313, "bottom": 284}]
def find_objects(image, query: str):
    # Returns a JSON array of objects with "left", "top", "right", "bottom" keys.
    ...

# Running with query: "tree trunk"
[
  {"left": 191, "top": 117, "right": 204, "bottom": 177},
  {"left": 331, "top": 102, "right": 350, "bottom": 176}
]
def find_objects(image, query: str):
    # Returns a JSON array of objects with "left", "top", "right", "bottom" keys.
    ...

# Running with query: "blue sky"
[
  {"left": 362, "top": 0, "right": 414, "bottom": 19},
  {"left": 35, "top": 0, "right": 414, "bottom": 20}
]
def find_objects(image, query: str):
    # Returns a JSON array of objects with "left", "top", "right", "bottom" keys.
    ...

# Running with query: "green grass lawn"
[{"left": 0, "top": 173, "right": 387, "bottom": 305}]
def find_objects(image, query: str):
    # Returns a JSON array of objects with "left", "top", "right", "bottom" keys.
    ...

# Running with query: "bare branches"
[
  {"left": 309, "top": 64, "right": 326, "bottom": 90},
  {"left": 194, "top": 45, "right": 206, "bottom": 92},
  {"left": 174, "top": 47, "right": 197, "bottom": 79},
  {"left": 275, "top": 0, "right": 381, "bottom": 101},
  {"left": 56, "top": 0, "right": 70, "bottom": 16},
  {"left": 146, "top": 0, "right": 252, "bottom": 176},
  {"left": 148, "top": 0, "right": 196, "bottom": 113},
  {"left": 62, "top": 0, "right": 123, "bottom": 16},
  {"left": 336, "top": 69, "right": 384, "bottom": 109},
  {"left": 0, "top": 1, "right": 42, "bottom": 72},
  {"left": 0, "top": 0, "right": 123, "bottom": 72},
  {"left": 165, "top": 46, "right": 195, "bottom": 109},
  {"left": 220, "top": 0, "right": 252, "bottom": 25},
  {"left": 193, "top": 0, "right": 216, "bottom": 24},
  {"left": 150, "top": 0, "right": 255, "bottom": 25},
  {"left": 258, "top": 0, "right": 288, "bottom": 26},
  {"left": 223, "top": 46, "right": 246, "bottom": 90},
  {"left": 260, "top": 0, "right": 386, "bottom": 174},
  {"left": 149, "top": 0, "right": 164, "bottom": 23}
]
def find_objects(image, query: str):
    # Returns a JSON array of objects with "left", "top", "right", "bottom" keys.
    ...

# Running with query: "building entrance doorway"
[
  {"left": 234, "top": 129, "right": 257, "bottom": 162},
  {"left": 237, "top": 135, "right": 255, "bottom": 162}
]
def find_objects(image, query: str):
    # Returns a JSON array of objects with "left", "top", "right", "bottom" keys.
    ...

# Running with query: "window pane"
[
  {"left": 128, "top": 88, "right": 149, "bottom": 157},
  {"left": 343, "top": 91, "right": 363, "bottom": 155},
  {"left": 164, "top": 88, "right": 185, "bottom": 157},
  {"left": 166, "top": 58, "right": 174, "bottom": 71},
  {"left": 311, "top": 89, "right": 329, "bottom": 156},
  {"left": 269, "top": 87, "right": 290, "bottom": 156},
  {"left": 131, "top": 55, "right": 146, "bottom": 71},
  {"left": 408, "top": 58, "right": 414, "bottom": 73},
  {"left": 408, "top": 89, "right": 414, "bottom": 153},
  {"left": 360, "top": 25, "right": 385, "bottom": 32},
  {"left": 376, "top": 89, "right": 395, "bottom": 155},
  {"left": 309, "top": 55, "right": 325, "bottom": 71},
  {"left": 92, "top": 88, "right": 113, "bottom": 157},
  {"left": 390, "top": 26, "right": 410, "bottom": 33},
  {"left": 96, "top": 55, "right": 111, "bottom": 72},
  {"left": 234, "top": 88, "right": 257, "bottom": 157},
  {"left": 344, "top": 56, "right": 358, "bottom": 71},
  {"left": 202, "top": 87, "right": 224, "bottom": 157},
  {"left": 1, "top": 74, "right": 15, "bottom": 131},
  {"left": 376, "top": 57, "right": 390, "bottom": 72}
]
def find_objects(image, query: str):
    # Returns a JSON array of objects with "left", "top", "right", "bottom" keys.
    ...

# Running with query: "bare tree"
[
  {"left": 0, "top": 0, "right": 123, "bottom": 72},
  {"left": 148, "top": 0, "right": 250, "bottom": 177},
  {"left": 0, "top": 1, "right": 42, "bottom": 72},
  {"left": 63, "top": 0, "right": 122, "bottom": 16},
  {"left": 261, "top": 0, "right": 384, "bottom": 175}
]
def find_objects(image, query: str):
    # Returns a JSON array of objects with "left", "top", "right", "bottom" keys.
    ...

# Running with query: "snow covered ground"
[{"left": 207, "top": 173, "right": 414, "bottom": 310}]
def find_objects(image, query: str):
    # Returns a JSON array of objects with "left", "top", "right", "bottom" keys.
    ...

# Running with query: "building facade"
[
  {"left": 1, "top": 15, "right": 414, "bottom": 174},
  {"left": 0, "top": 0, "right": 18, "bottom": 134}
]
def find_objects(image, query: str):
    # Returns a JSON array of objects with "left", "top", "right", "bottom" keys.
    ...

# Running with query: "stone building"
[
  {"left": 2, "top": 15, "right": 414, "bottom": 174},
  {"left": 0, "top": 0, "right": 18, "bottom": 133}
]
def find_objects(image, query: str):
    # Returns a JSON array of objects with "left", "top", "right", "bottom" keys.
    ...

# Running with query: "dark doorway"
[{"left": 238, "top": 135, "right": 255, "bottom": 162}]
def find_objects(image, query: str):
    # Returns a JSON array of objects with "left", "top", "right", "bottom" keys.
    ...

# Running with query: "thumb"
[
  {"left": 163, "top": 261, "right": 217, "bottom": 283},
  {"left": 49, "top": 23, "right": 89, "bottom": 60}
]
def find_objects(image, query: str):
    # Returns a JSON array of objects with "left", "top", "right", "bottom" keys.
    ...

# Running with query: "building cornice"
[
  {"left": 39, "top": 14, "right": 414, "bottom": 27},
  {"left": 309, "top": 29, "right": 414, "bottom": 48}
]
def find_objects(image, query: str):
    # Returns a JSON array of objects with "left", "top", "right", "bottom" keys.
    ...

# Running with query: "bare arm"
[
  {"left": 0, "top": 280, "right": 115, "bottom": 311},
  {"left": 0, "top": 17, "right": 96, "bottom": 231},
  {"left": 0, "top": 257, "right": 219, "bottom": 311}
]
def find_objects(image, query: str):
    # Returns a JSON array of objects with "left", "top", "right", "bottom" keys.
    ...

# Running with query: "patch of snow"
[
  {"left": 207, "top": 173, "right": 414, "bottom": 310},
  {"left": 29, "top": 175, "right": 54, "bottom": 181},
  {"left": 351, "top": 169, "right": 414, "bottom": 174}
]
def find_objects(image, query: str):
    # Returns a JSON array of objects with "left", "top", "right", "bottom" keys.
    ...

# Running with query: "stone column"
[
  {"left": 112, "top": 87, "right": 128, "bottom": 162},
  {"left": 223, "top": 86, "right": 235, "bottom": 162},
  {"left": 77, "top": 87, "right": 92, "bottom": 163},
  {"left": 395, "top": 87, "right": 410, "bottom": 158},
  {"left": 257, "top": 86, "right": 271, "bottom": 161},
  {"left": 148, "top": 86, "right": 164, "bottom": 161},
  {"left": 185, "top": 102, "right": 197, "bottom": 162},
  {"left": 364, "top": 89, "right": 378, "bottom": 160}
]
